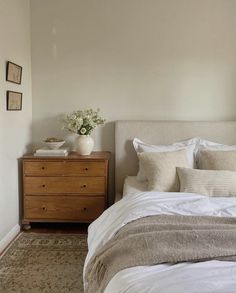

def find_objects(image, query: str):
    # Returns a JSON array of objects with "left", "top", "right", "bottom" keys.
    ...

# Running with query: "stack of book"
[{"left": 34, "top": 148, "right": 69, "bottom": 157}]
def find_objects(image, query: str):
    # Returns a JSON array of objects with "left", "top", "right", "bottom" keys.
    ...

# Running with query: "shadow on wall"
[
  {"left": 32, "top": 115, "right": 66, "bottom": 149},
  {"left": 17, "top": 158, "right": 23, "bottom": 225},
  {"left": 100, "top": 122, "right": 115, "bottom": 205}
]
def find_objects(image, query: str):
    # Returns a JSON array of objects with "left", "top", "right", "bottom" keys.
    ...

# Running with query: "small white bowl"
[{"left": 45, "top": 140, "right": 65, "bottom": 150}]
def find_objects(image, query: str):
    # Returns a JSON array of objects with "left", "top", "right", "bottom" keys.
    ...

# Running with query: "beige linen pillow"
[
  {"left": 177, "top": 167, "right": 236, "bottom": 197},
  {"left": 138, "top": 149, "right": 189, "bottom": 192},
  {"left": 198, "top": 150, "right": 236, "bottom": 171}
]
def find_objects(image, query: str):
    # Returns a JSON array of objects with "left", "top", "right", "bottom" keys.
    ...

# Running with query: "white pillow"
[
  {"left": 196, "top": 138, "right": 236, "bottom": 164},
  {"left": 198, "top": 138, "right": 236, "bottom": 151},
  {"left": 198, "top": 138, "right": 223, "bottom": 148},
  {"left": 133, "top": 137, "right": 198, "bottom": 181}
]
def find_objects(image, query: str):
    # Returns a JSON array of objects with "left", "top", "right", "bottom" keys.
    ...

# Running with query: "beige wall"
[
  {"left": 0, "top": 0, "right": 32, "bottom": 250},
  {"left": 31, "top": 0, "right": 236, "bottom": 202}
]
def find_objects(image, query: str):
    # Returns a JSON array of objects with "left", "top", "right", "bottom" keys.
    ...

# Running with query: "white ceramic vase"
[{"left": 75, "top": 135, "right": 94, "bottom": 155}]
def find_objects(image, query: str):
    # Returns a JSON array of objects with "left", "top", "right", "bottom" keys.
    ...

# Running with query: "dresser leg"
[{"left": 22, "top": 223, "right": 31, "bottom": 231}]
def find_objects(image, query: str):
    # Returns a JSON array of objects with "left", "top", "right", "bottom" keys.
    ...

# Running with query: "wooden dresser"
[{"left": 22, "top": 151, "right": 110, "bottom": 229}]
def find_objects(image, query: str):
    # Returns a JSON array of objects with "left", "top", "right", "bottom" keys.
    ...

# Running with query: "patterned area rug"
[{"left": 0, "top": 233, "right": 87, "bottom": 293}]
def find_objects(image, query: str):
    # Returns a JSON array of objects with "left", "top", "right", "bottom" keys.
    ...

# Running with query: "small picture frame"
[
  {"left": 6, "top": 61, "right": 22, "bottom": 84},
  {"left": 7, "top": 91, "right": 22, "bottom": 111}
]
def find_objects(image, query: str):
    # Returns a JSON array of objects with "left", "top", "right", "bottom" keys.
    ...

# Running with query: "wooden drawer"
[
  {"left": 24, "top": 195, "right": 104, "bottom": 221},
  {"left": 22, "top": 151, "right": 110, "bottom": 227},
  {"left": 24, "top": 176, "right": 105, "bottom": 195},
  {"left": 24, "top": 161, "right": 106, "bottom": 176}
]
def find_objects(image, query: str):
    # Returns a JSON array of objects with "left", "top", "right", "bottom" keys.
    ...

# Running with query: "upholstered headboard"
[{"left": 115, "top": 120, "right": 236, "bottom": 198}]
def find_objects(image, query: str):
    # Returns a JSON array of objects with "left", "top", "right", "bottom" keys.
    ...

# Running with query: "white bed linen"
[
  {"left": 105, "top": 261, "right": 236, "bottom": 293},
  {"left": 84, "top": 190, "right": 236, "bottom": 292}
]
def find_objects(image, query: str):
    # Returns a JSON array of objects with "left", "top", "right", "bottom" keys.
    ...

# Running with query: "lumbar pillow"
[
  {"left": 197, "top": 150, "right": 236, "bottom": 171},
  {"left": 133, "top": 137, "right": 198, "bottom": 181},
  {"left": 177, "top": 167, "right": 236, "bottom": 197},
  {"left": 138, "top": 149, "right": 189, "bottom": 192}
]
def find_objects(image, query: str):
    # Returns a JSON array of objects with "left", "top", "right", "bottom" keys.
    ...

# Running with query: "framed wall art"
[
  {"left": 6, "top": 61, "right": 22, "bottom": 84},
  {"left": 6, "top": 91, "right": 22, "bottom": 111}
]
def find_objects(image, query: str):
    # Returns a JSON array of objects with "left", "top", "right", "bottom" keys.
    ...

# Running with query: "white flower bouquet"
[{"left": 63, "top": 108, "right": 106, "bottom": 135}]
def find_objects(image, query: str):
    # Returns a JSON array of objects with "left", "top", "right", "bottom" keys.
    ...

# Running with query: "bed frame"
[{"left": 115, "top": 120, "right": 236, "bottom": 199}]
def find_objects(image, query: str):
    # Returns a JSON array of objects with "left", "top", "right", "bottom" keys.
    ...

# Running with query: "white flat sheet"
[
  {"left": 84, "top": 191, "right": 236, "bottom": 292},
  {"left": 105, "top": 261, "right": 236, "bottom": 293}
]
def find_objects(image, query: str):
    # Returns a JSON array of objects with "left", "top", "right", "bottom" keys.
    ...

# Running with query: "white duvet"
[{"left": 84, "top": 180, "right": 236, "bottom": 292}]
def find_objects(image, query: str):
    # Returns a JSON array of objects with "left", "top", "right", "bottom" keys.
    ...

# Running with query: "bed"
[{"left": 84, "top": 120, "right": 236, "bottom": 293}]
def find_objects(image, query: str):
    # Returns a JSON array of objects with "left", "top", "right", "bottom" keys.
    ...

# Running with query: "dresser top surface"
[{"left": 23, "top": 151, "right": 110, "bottom": 160}]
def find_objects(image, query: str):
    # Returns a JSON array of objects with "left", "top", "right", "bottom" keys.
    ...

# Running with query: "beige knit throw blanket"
[{"left": 84, "top": 215, "right": 236, "bottom": 293}]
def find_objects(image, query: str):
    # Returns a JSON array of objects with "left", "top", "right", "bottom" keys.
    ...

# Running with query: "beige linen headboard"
[{"left": 115, "top": 120, "right": 236, "bottom": 198}]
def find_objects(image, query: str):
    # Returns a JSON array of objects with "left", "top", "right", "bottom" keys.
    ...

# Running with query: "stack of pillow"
[{"left": 133, "top": 137, "right": 236, "bottom": 197}]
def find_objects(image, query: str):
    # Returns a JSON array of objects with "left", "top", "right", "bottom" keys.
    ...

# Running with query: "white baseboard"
[{"left": 0, "top": 224, "right": 21, "bottom": 254}]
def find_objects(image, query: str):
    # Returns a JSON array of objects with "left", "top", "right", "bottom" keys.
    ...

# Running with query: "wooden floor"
[{"left": 23, "top": 222, "right": 89, "bottom": 234}]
